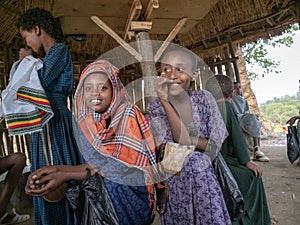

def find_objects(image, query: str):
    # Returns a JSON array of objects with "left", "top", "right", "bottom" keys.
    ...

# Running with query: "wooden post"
[
  {"left": 223, "top": 46, "right": 233, "bottom": 78},
  {"left": 135, "top": 31, "right": 157, "bottom": 111},
  {"left": 216, "top": 57, "right": 222, "bottom": 74},
  {"left": 227, "top": 36, "right": 240, "bottom": 83}
]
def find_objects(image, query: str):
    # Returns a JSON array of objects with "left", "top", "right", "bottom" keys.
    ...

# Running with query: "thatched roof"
[{"left": 0, "top": 0, "right": 298, "bottom": 60}]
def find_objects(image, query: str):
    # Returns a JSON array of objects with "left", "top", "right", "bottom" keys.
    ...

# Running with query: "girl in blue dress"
[{"left": 16, "top": 8, "right": 84, "bottom": 225}]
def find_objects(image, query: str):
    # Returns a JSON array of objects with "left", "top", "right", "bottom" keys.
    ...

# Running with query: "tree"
[
  {"left": 242, "top": 23, "right": 299, "bottom": 80},
  {"left": 260, "top": 94, "right": 300, "bottom": 133}
]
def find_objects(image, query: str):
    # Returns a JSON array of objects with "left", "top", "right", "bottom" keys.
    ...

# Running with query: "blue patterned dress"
[
  {"left": 30, "top": 43, "right": 84, "bottom": 225},
  {"left": 148, "top": 90, "right": 232, "bottom": 225}
]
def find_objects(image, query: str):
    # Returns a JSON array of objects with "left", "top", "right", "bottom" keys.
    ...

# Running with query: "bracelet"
[{"left": 187, "top": 123, "right": 198, "bottom": 137}]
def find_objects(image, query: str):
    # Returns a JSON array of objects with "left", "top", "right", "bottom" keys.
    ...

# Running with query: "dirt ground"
[
  {"left": 18, "top": 135, "right": 300, "bottom": 225},
  {"left": 257, "top": 135, "right": 300, "bottom": 225}
]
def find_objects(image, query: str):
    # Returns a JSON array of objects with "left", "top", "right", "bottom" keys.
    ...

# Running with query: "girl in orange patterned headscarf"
[{"left": 74, "top": 59, "right": 158, "bottom": 225}]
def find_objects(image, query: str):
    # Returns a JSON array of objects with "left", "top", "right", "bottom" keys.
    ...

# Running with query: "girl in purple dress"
[{"left": 147, "top": 46, "right": 231, "bottom": 225}]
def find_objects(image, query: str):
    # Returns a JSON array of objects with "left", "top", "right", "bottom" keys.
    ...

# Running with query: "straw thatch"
[{"left": 0, "top": 0, "right": 298, "bottom": 60}]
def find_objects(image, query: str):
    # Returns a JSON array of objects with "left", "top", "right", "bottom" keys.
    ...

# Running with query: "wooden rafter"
[
  {"left": 154, "top": 17, "right": 188, "bottom": 62},
  {"left": 91, "top": 16, "right": 142, "bottom": 61},
  {"left": 124, "top": 0, "right": 142, "bottom": 41},
  {"left": 145, "top": 0, "right": 159, "bottom": 21}
]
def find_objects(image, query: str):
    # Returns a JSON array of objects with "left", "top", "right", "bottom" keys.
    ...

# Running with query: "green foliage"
[
  {"left": 260, "top": 93, "right": 300, "bottom": 133},
  {"left": 242, "top": 23, "right": 299, "bottom": 80}
]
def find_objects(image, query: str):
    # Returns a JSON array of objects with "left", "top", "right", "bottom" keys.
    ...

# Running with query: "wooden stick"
[
  {"left": 154, "top": 17, "right": 187, "bottom": 62},
  {"left": 145, "top": 0, "right": 159, "bottom": 21},
  {"left": 91, "top": 16, "right": 142, "bottom": 61},
  {"left": 124, "top": 0, "right": 142, "bottom": 40}
]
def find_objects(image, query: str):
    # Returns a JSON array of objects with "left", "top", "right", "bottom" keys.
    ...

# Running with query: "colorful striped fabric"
[{"left": 1, "top": 55, "right": 53, "bottom": 136}]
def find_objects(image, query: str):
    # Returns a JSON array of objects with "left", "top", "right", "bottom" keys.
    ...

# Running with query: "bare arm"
[{"left": 156, "top": 77, "right": 208, "bottom": 149}]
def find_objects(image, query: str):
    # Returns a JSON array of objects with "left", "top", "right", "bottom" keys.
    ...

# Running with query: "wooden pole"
[
  {"left": 227, "top": 35, "right": 240, "bottom": 83},
  {"left": 135, "top": 31, "right": 157, "bottom": 111}
]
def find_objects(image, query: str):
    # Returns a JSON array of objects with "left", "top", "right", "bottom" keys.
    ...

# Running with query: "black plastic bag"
[
  {"left": 66, "top": 169, "right": 119, "bottom": 225},
  {"left": 286, "top": 125, "right": 300, "bottom": 164},
  {"left": 212, "top": 152, "right": 245, "bottom": 222}
]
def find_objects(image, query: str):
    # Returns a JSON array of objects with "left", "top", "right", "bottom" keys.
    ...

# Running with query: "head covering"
[
  {"left": 75, "top": 59, "right": 157, "bottom": 167},
  {"left": 74, "top": 60, "right": 158, "bottom": 208}
]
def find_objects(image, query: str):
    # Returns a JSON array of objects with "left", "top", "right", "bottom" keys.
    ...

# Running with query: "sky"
[{"left": 250, "top": 30, "right": 300, "bottom": 104}]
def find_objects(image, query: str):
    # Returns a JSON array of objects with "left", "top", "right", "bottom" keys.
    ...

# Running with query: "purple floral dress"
[{"left": 148, "top": 90, "right": 231, "bottom": 225}]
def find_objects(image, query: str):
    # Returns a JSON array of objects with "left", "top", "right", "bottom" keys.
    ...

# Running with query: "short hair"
[
  {"left": 160, "top": 45, "right": 198, "bottom": 71},
  {"left": 205, "top": 75, "right": 233, "bottom": 100},
  {"left": 16, "top": 8, "right": 64, "bottom": 43}
]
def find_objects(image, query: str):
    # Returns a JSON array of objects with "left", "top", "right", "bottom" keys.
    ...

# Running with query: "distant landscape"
[{"left": 259, "top": 93, "right": 299, "bottom": 134}]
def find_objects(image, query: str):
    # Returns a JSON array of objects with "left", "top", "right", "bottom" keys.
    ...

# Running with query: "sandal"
[
  {"left": 253, "top": 147, "right": 270, "bottom": 162},
  {"left": 0, "top": 208, "right": 30, "bottom": 225}
]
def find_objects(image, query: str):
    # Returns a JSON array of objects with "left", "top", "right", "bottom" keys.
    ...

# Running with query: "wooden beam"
[
  {"left": 266, "top": 18, "right": 274, "bottom": 26},
  {"left": 202, "top": 40, "right": 208, "bottom": 48},
  {"left": 208, "top": 57, "right": 238, "bottom": 66},
  {"left": 154, "top": 17, "right": 187, "bottom": 62},
  {"left": 91, "top": 16, "right": 142, "bottom": 61},
  {"left": 130, "top": 21, "right": 152, "bottom": 31},
  {"left": 124, "top": 0, "right": 142, "bottom": 40},
  {"left": 145, "top": 0, "right": 159, "bottom": 21}
]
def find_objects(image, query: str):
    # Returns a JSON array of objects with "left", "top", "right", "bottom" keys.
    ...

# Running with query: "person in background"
[
  {"left": 0, "top": 46, "right": 40, "bottom": 225},
  {"left": 16, "top": 8, "right": 84, "bottom": 225},
  {"left": 205, "top": 74, "right": 271, "bottom": 225},
  {"left": 25, "top": 59, "right": 158, "bottom": 225},
  {"left": 0, "top": 152, "right": 30, "bottom": 225},
  {"left": 147, "top": 46, "right": 231, "bottom": 225},
  {"left": 231, "top": 81, "right": 270, "bottom": 162},
  {"left": 287, "top": 111, "right": 300, "bottom": 166}
]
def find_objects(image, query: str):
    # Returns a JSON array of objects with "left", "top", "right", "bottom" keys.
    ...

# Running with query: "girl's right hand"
[{"left": 155, "top": 76, "right": 173, "bottom": 101}]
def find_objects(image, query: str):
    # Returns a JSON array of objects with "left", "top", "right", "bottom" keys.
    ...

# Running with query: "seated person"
[
  {"left": 231, "top": 81, "right": 269, "bottom": 162},
  {"left": 0, "top": 152, "right": 30, "bottom": 224},
  {"left": 147, "top": 47, "right": 231, "bottom": 225},
  {"left": 205, "top": 75, "right": 271, "bottom": 225}
]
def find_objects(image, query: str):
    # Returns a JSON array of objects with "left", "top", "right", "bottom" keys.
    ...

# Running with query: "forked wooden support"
[
  {"left": 124, "top": 0, "right": 143, "bottom": 40},
  {"left": 91, "top": 16, "right": 142, "bottom": 62},
  {"left": 145, "top": 0, "right": 159, "bottom": 21},
  {"left": 154, "top": 17, "right": 187, "bottom": 62}
]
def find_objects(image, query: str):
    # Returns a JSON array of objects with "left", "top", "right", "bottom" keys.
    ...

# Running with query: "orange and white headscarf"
[{"left": 74, "top": 59, "right": 158, "bottom": 206}]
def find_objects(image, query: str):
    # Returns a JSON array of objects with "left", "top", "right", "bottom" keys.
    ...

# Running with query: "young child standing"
[{"left": 16, "top": 8, "right": 84, "bottom": 225}]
